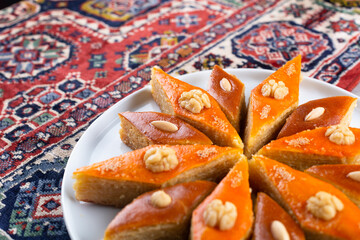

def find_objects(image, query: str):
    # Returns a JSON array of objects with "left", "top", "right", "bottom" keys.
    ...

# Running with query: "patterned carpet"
[{"left": 0, "top": 0, "right": 360, "bottom": 239}]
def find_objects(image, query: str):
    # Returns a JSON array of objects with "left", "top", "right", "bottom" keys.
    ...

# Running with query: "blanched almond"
[
  {"left": 220, "top": 78, "right": 232, "bottom": 92},
  {"left": 150, "top": 190, "right": 172, "bottom": 208},
  {"left": 304, "top": 107, "right": 325, "bottom": 121},
  {"left": 150, "top": 120, "right": 178, "bottom": 132},
  {"left": 271, "top": 220, "right": 290, "bottom": 240},
  {"left": 347, "top": 171, "right": 360, "bottom": 182}
]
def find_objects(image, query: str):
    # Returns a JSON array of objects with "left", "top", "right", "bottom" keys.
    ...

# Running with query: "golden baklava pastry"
[
  {"left": 278, "top": 96, "right": 357, "bottom": 139},
  {"left": 249, "top": 155, "right": 360, "bottom": 240},
  {"left": 118, "top": 111, "right": 212, "bottom": 149},
  {"left": 73, "top": 144, "right": 243, "bottom": 208},
  {"left": 191, "top": 155, "right": 252, "bottom": 240},
  {"left": 150, "top": 66, "right": 243, "bottom": 149},
  {"left": 257, "top": 125, "right": 360, "bottom": 171},
  {"left": 104, "top": 181, "right": 216, "bottom": 240},
  {"left": 253, "top": 192, "right": 305, "bottom": 240},
  {"left": 207, "top": 65, "right": 246, "bottom": 133},
  {"left": 305, "top": 164, "right": 360, "bottom": 208},
  {"left": 244, "top": 55, "right": 301, "bottom": 158}
]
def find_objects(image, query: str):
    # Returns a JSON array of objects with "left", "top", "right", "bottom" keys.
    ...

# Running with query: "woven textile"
[{"left": 0, "top": 0, "right": 359, "bottom": 239}]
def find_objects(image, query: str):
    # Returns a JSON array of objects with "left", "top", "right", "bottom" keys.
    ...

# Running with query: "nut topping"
[
  {"left": 261, "top": 80, "right": 289, "bottom": 99},
  {"left": 144, "top": 147, "right": 178, "bottom": 173},
  {"left": 150, "top": 120, "right": 178, "bottom": 132},
  {"left": 179, "top": 89, "right": 211, "bottom": 113},
  {"left": 271, "top": 220, "right": 290, "bottom": 240},
  {"left": 220, "top": 78, "right": 232, "bottom": 92},
  {"left": 325, "top": 125, "right": 355, "bottom": 145},
  {"left": 347, "top": 171, "right": 360, "bottom": 182},
  {"left": 150, "top": 190, "right": 172, "bottom": 208},
  {"left": 304, "top": 107, "right": 325, "bottom": 121},
  {"left": 306, "top": 191, "right": 344, "bottom": 221},
  {"left": 203, "top": 199, "right": 237, "bottom": 231},
  {"left": 261, "top": 82, "right": 272, "bottom": 97}
]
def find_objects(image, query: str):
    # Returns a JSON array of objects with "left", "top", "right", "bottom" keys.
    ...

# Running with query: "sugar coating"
[{"left": 285, "top": 137, "right": 311, "bottom": 148}]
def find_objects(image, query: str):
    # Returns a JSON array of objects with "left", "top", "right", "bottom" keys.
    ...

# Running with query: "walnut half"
[
  {"left": 325, "top": 125, "right": 355, "bottom": 145},
  {"left": 144, "top": 147, "right": 178, "bottom": 173},
  {"left": 261, "top": 80, "right": 289, "bottom": 100},
  {"left": 203, "top": 199, "right": 237, "bottom": 231},
  {"left": 178, "top": 89, "right": 211, "bottom": 113},
  {"left": 306, "top": 191, "right": 344, "bottom": 221}
]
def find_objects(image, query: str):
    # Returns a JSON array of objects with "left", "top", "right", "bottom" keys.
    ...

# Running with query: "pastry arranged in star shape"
[{"left": 71, "top": 55, "right": 360, "bottom": 239}]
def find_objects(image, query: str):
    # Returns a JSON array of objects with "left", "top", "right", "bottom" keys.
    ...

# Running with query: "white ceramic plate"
[{"left": 61, "top": 69, "right": 360, "bottom": 240}]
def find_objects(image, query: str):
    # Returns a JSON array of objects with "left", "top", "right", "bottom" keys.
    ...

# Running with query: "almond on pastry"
[
  {"left": 104, "top": 181, "right": 216, "bottom": 240},
  {"left": 150, "top": 66, "right": 243, "bottom": 149},
  {"left": 253, "top": 192, "right": 305, "bottom": 240},
  {"left": 278, "top": 96, "right": 357, "bottom": 139},
  {"left": 305, "top": 164, "right": 360, "bottom": 208},
  {"left": 118, "top": 112, "right": 212, "bottom": 150},
  {"left": 207, "top": 65, "right": 246, "bottom": 133},
  {"left": 249, "top": 155, "right": 360, "bottom": 240}
]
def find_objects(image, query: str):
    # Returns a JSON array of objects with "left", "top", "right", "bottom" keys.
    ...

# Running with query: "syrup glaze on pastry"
[
  {"left": 104, "top": 181, "right": 216, "bottom": 240},
  {"left": 278, "top": 96, "right": 357, "bottom": 139},
  {"left": 208, "top": 65, "right": 246, "bottom": 133},
  {"left": 244, "top": 55, "right": 301, "bottom": 158},
  {"left": 150, "top": 66, "right": 243, "bottom": 149},
  {"left": 258, "top": 126, "right": 360, "bottom": 171},
  {"left": 73, "top": 144, "right": 242, "bottom": 207},
  {"left": 249, "top": 155, "right": 360, "bottom": 240},
  {"left": 191, "top": 155, "right": 253, "bottom": 240},
  {"left": 119, "top": 111, "right": 212, "bottom": 149},
  {"left": 253, "top": 192, "right": 305, "bottom": 240},
  {"left": 305, "top": 164, "right": 360, "bottom": 207}
]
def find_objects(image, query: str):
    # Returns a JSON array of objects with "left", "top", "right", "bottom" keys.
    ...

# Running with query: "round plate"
[{"left": 61, "top": 69, "right": 360, "bottom": 240}]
